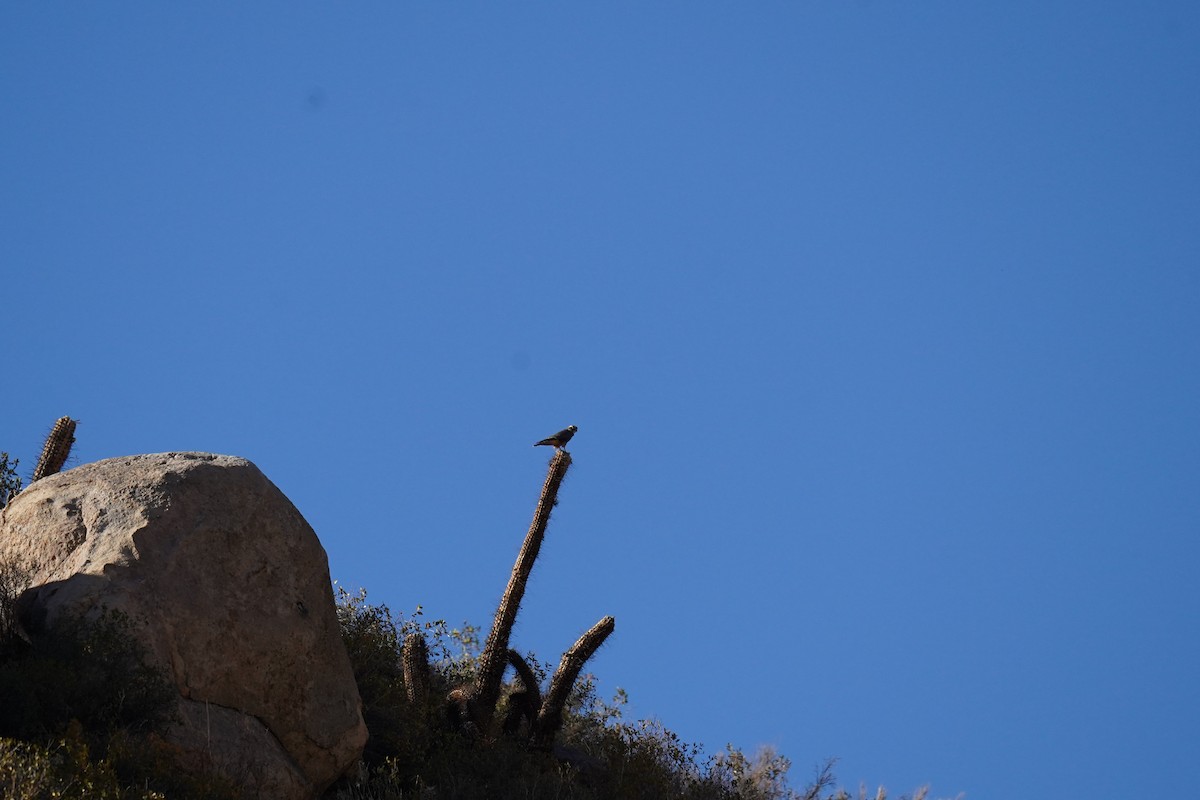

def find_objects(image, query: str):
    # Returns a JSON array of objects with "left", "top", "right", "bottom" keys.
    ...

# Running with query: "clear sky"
[{"left": 3, "top": 4, "right": 1197, "bottom": 798}]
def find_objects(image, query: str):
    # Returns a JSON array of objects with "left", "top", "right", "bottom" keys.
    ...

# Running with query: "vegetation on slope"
[
  {"left": 0, "top": 595, "right": 236, "bottom": 799},
  {"left": 0, "top": 571, "right": 921, "bottom": 800},
  {"left": 0, "top": 430, "right": 930, "bottom": 800},
  {"left": 330, "top": 587, "right": 918, "bottom": 800}
]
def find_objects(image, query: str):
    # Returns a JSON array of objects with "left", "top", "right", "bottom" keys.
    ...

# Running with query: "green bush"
[
  {"left": 0, "top": 581, "right": 924, "bottom": 799},
  {"left": 0, "top": 730, "right": 243, "bottom": 800},
  {"left": 0, "top": 451, "right": 20, "bottom": 509},
  {"left": 0, "top": 735, "right": 150, "bottom": 800}
]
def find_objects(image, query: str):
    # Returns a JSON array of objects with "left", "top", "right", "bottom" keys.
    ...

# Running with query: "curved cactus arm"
[
  {"left": 32, "top": 417, "right": 76, "bottom": 482},
  {"left": 502, "top": 690, "right": 538, "bottom": 736},
  {"left": 533, "top": 615, "right": 615, "bottom": 749},
  {"left": 470, "top": 449, "right": 572, "bottom": 733},
  {"left": 506, "top": 648, "right": 543, "bottom": 710},
  {"left": 500, "top": 649, "right": 544, "bottom": 735}
]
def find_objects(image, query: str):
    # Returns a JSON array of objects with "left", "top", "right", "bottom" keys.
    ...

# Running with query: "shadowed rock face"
[{"left": 0, "top": 452, "right": 367, "bottom": 799}]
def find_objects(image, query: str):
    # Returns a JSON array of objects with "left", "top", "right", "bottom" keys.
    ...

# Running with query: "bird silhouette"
[{"left": 534, "top": 425, "right": 578, "bottom": 449}]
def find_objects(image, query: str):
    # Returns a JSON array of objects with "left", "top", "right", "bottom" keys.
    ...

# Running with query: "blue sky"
[{"left": 3, "top": 4, "right": 1198, "bottom": 798}]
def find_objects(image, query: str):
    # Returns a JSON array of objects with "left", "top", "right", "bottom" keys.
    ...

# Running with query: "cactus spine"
[
  {"left": 31, "top": 417, "right": 76, "bottom": 482},
  {"left": 533, "top": 615, "right": 615, "bottom": 748},
  {"left": 470, "top": 449, "right": 572, "bottom": 733}
]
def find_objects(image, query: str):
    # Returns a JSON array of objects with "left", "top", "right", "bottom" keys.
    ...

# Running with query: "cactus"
[
  {"left": 505, "top": 649, "right": 543, "bottom": 708},
  {"left": 533, "top": 615, "right": 615, "bottom": 749},
  {"left": 469, "top": 449, "right": 572, "bottom": 733},
  {"left": 402, "top": 632, "right": 431, "bottom": 706},
  {"left": 446, "top": 686, "right": 479, "bottom": 738},
  {"left": 453, "top": 443, "right": 617, "bottom": 753},
  {"left": 501, "top": 649, "right": 543, "bottom": 735},
  {"left": 31, "top": 417, "right": 76, "bottom": 482}
]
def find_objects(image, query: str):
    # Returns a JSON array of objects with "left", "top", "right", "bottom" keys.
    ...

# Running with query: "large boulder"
[{"left": 0, "top": 452, "right": 367, "bottom": 799}]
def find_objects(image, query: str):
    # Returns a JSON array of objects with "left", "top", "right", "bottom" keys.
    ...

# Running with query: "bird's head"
[{"left": 567, "top": 425, "right": 578, "bottom": 433}]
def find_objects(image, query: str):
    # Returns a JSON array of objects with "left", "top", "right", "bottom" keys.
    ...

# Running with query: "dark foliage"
[
  {"left": 329, "top": 590, "right": 856, "bottom": 800},
  {"left": 0, "top": 608, "right": 176, "bottom": 741},
  {"left": 0, "top": 591, "right": 238, "bottom": 800},
  {"left": 0, "top": 451, "right": 20, "bottom": 509}
]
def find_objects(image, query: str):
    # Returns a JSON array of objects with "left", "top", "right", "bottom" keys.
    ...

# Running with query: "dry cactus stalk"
[
  {"left": 470, "top": 449, "right": 572, "bottom": 733},
  {"left": 31, "top": 417, "right": 76, "bottom": 482},
  {"left": 533, "top": 615, "right": 615, "bottom": 748},
  {"left": 403, "top": 632, "right": 431, "bottom": 705}
]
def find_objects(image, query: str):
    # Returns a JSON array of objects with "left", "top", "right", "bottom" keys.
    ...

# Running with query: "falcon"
[{"left": 534, "top": 425, "right": 578, "bottom": 449}]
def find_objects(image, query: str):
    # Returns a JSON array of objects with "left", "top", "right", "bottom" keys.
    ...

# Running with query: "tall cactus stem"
[
  {"left": 533, "top": 615, "right": 615, "bottom": 748},
  {"left": 471, "top": 449, "right": 572, "bottom": 733},
  {"left": 402, "top": 632, "right": 431, "bottom": 706},
  {"left": 32, "top": 417, "right": 77, "bottom": 482}
]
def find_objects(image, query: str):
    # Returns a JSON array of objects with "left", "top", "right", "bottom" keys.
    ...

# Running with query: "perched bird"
[{"left": 534, "top": 425, "right": 578, "bottom": 449}]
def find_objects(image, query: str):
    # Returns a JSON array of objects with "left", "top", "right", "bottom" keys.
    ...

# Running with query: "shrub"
[
  {"left": 0, "top": 596, "right": 238, "bottom": 800},
  {"left": 0, "top": 608, "right": 176, "bottom": 741},
  {"left": 0, "top": 735, "right": 146, "bottom": 800},
  {"left": 330, "top": 591, "right": 846, "bottom": 800},
  {"left": 0, "top": 451, "right": 20, "bottom": 509}
]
